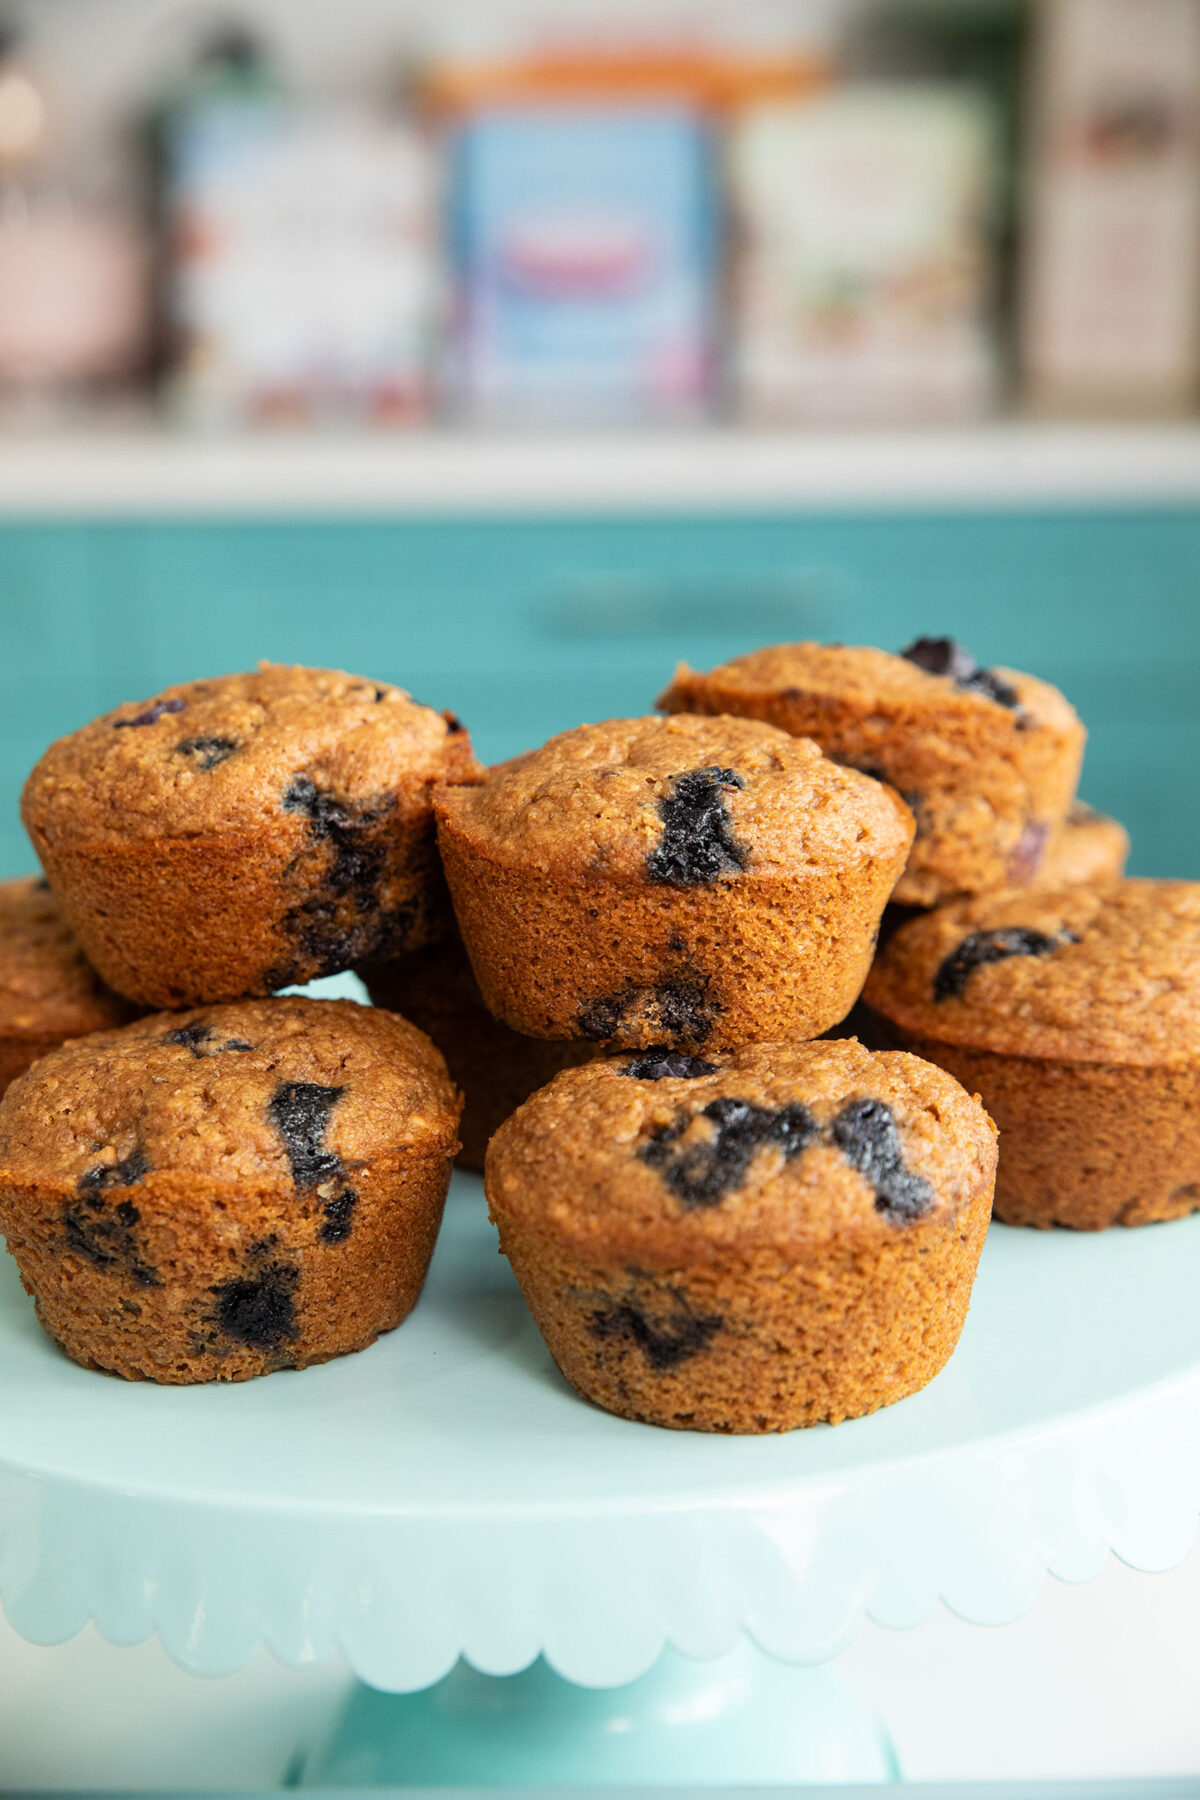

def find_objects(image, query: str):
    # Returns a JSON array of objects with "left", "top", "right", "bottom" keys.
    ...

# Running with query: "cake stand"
[{"left": 3, "top": 1176, "right": 1200, "bottom": 1786}]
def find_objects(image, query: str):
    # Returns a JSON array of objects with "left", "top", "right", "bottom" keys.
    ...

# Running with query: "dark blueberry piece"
[
  {"left": 164, "top": 1023, "right": 214, "bottom": 1056},
  {"left": 900, "top": 637, "right": 978, "bottom": 681},
  {"left": 959, "top": 666, "right": 1021, "bottom": 709},
  {"left": 647, "top": 766, "right": 748, "bottom": 887},
  {"left": 319, "top": 1190, "right": 358, "bottom": 1244},
  {"left": 33, "top": 876, "right": 50, "bottom": 891},
  {"left": 64, "top": 1157, "right": 159, "bottom": 1287},
  {"left": 622, "top": 1051, "right": 718, "bottom": 1080},
  {"left": 176, "top": 735, "right": 238, "bottom": 771},
  {"left": 271, "top": 777, "right": 402, "bottom": 982},
  {"left": 831, "top": 1097, "right": 933, "bottom": 1223},
  {"left": 224, "top": 1038, "right": 253, "bottom": 1053},
  {"left": 78, "top": 1146, "right": 150, "bottom": 1192},
  {"left": 443, "top": 711, "right": 465, "bottom": 734},
  {"left": 900, "top": 637, "right": 1021, "bottom": 714},
  {"left": 212, "top": 1263, "right": 299, "bottom": 1351},
  {"left": 114, "top": 697, "right": 186, "bottom": 729},
  {"left": 934, "top": 926, "right": 1079, "bottom": 1001},
  {"left": 268, "top": 1081, "right": 345, "bottom": 1187},
  {"left": 640, "top": 1096, "right": 817, "bottom": 1208},
  {"left": 588, "top": 1298, "right": 723, "bottom": 1370},
  {"left": 578, "top": 975, "right": 720, "bottom": 1046}
]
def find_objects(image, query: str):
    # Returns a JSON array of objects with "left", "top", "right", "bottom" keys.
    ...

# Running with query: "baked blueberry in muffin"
[
  {"left": 486, "top": 1037, "right": 995, "bottom": 1431},
  {"left": 864, "top": 879, "right": 1200, "bottom": 1228},
  {"left": 0, "top": 997, "right": 461, "bottom": 1381},
  {"left": 435, "top": 714, "right": 913, "bottom": 1052},
  {"left": 659, "top": 640, "right": 1085, "bottom": 906},
  {"left": 21, "top": 665, "right": 482, "bottom": 1006}
]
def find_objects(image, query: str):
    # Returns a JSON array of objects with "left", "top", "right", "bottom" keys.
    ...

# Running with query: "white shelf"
[{"left": 2, "top": 422, "right": 1200, "bottom": 517}]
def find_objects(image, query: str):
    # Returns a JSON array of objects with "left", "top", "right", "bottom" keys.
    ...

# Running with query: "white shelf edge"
[{"left": 1, "top": 422, "right": 1200, "bottom": 517}]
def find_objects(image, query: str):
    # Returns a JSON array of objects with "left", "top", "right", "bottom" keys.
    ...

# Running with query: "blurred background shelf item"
[{"left": 4, "top": 0, "right": 1200, "bottom": 436}]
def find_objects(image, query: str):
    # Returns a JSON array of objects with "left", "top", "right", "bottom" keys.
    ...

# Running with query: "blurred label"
[
  {"left": 1021, "top": 0, "right": 1200, "bottom": 414},
  {"left": 731, "top": 89, "right": 998, "bottom": 424},
  {"left": 450, "top": 106, "right": 716, "bottom": 424},
  {"left": 166, "top": 102, "right": 438, "bottom": 427}
]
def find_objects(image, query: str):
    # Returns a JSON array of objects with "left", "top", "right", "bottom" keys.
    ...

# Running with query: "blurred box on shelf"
[
  {"left": 447, "top": 104, "right": 717, "bottom": 425},
  {"left": 730, "top": 88, "right": 1000, "bottom": 424},
  {"left": 1020, "top": 0, "right": 1200, "bottom": 417},
  {"left": 164, "top": 71, "right": 438, "bottom": 429}
]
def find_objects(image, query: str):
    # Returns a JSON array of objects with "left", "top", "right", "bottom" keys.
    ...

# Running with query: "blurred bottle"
[
  {"left": 159, "top": 25, "right": 438, "bottom": 429},
  {"left": 1020, "top": 0, "right": 1200, "bottom": 416},
  {"left": 0, "top": 20, "right": 150, "bottom": 416}
]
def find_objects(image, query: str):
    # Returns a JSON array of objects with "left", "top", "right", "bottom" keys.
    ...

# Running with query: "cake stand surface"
[{"left": 3, "top": 1175, "right": 1200, "bottom": 1782}]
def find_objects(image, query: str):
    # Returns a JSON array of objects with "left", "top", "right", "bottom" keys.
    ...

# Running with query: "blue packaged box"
[{"left": 450, "top": 105, "right": 717, "bottom": 423}]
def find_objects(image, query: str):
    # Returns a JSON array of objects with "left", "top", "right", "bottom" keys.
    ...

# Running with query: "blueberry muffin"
[
  {"left": 435, "top": 714, "right": 913, "bottom": 1053},
  {"left": 0, "top": 997, "right": 461, "bottom": 1382},
  {"left": 864, "top": 880, "right": 1200, "bottom": 1229},
  {"left": 659, "top": 639, "right": 1085, "bottom": 907},
  {"left": 360, "top": 936, "right": 598, "bottom": 1171},
  {"left": 1040, "top": 801, "right": 1129, "bottom": 889},
  {"left": 486, "top": 1038, "right": 996, "bottom": 1432},
  {"left": 0, "top": 877, "right": 140, "bottom": 1094},
  {"left": 22, "top": 665, "right": 483, "bottom": 1007}
]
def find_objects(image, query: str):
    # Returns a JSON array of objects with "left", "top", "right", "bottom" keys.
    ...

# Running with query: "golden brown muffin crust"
[
  {"left": 662, "top": 641, "right": 1080, "bottom": 735},
  {"left": 0, "top": 996, "right": 458, "bottom": 1192},
  {"left": 0, "top": 877, "right": 139, "bottom": 1039},
  {"left": 864, "top": 879, "right": 1200, "bottom": 1066},
  {"left": 1041, "top": 802, "right": 1129, "bottom": 888},
  {"left": 659, "top": 642, "right": 1085, "bottom": 906},
  {"left": 487, "top": 1037, "right": 996, "bottom": 1264},
  {"left": 23, "top": 663, "right": 480, "bottom": 852},
  {"left": 437, "top": 712, "right": 912, "bottom": 883}
]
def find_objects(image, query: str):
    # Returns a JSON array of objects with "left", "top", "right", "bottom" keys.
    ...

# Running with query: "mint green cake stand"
[{"left": 3, "top": 1177, "right": 1200, "bottom": 1785}]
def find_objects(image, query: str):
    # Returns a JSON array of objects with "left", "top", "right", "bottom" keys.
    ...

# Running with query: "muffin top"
[
  {"left": 0, "top": 997, "right": 460, "bottom": 1193},
  {"left": 22, "top": 664, "right": 481, "bottom": 852},
  {"left": 486, "top": 1037, "right": 995, "bottom": 1265},
  {"left": 0, "top": 877, "right": 140, "bottom": 1039},
  {"left": 435, "top": 713, "right": 913, "bottom": 884},
  {"left": 1040, "top": 802, "right": 1129, "bottom": 889},
  {"left": 659, "top": 639, "right": 1083, "bottom": 744},
  {"left": 865, "top": 879, "right": 1200, "bottom": 1066}
]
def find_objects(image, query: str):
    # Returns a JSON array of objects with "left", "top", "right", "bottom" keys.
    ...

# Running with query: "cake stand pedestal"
[{"left": 3, "top": 1175, "right": 1200, "bottom": 1787}]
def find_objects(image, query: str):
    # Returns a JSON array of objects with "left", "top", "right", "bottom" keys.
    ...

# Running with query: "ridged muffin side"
[{"left": 486, "top": 1039, "right": 996, "bottom": 1432}]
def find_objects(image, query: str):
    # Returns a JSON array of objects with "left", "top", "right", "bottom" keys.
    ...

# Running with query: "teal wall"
[{"left": 2, "top": 503, "right": 1197, "bottom": 879}]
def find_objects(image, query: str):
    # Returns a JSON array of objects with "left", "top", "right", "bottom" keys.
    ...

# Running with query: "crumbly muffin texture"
[
  {"left": 659, "top": 639, "right": 1085, "bottom": 906},
  {"left": 22, "top": 665, "right": 482, "bottom": 1005},
  {"left": 360, "top": 937, "right": 597, "bottom": 1171},
  {"left": 23, "top": 665, "right": 472, "bottom": 847},
  {"left": 436, "top": 714, "right": 913, "bottom": 1050},
  {"left": 0, "top": 997, "right": 461, "bottom": 1382},
  {"left": 486, "top": 1038, "right": 996, "bottom": 1431},
  {"left": 0, "top": 877, "right": 139, "bottom": 1086},
  {"left": 1040, "top": 802, "right": 1129, "bottom": 889},
  {"left": 864, "top": 879, "right": 1200, "bottom": 1066},
  {"left": 864, "top": 880, "right": 1200, "bottom": 1230}
]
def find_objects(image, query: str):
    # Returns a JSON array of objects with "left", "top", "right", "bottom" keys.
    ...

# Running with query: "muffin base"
[
  {"left": 33, "top": 803, "right": 447, "bottom": 1007},
  {"left": 877, "top": 1032, "right": 1200, "bottom": 1230},
  {"left": 0, "top": 1149, "right": 452, "bottom": 1383},
  {"left": 437, "top": 840, "right": 905, "bottom": 1052},
  {"left": 493, "top": 1199, "right": 990, "bottom": 1434}
]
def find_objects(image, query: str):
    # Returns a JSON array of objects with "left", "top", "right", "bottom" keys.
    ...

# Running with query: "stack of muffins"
[{"left": 0, "top": 640, "right": 1193, "bottom": 1437}]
